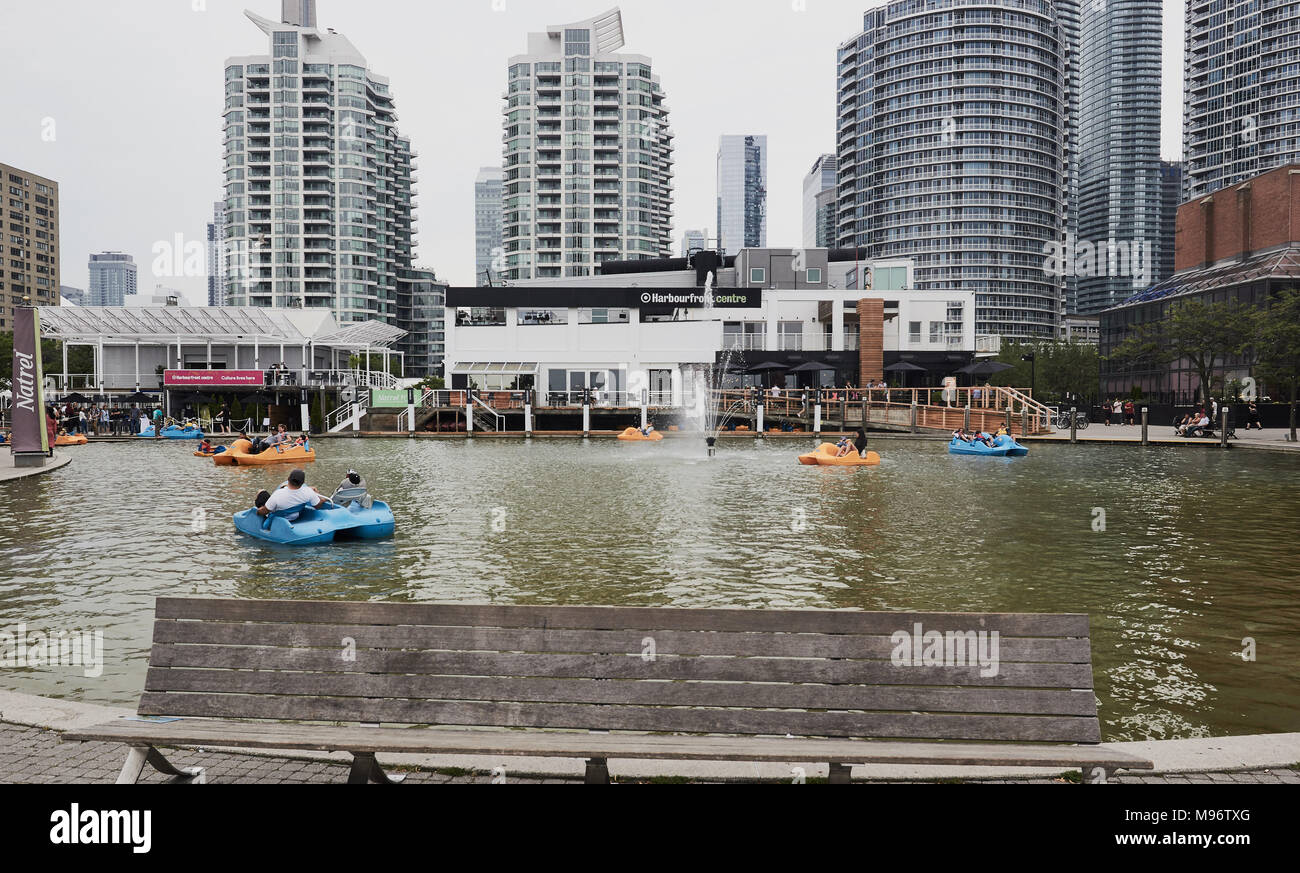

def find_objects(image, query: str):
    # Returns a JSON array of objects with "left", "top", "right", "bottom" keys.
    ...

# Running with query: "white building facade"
[
  {"left": 502, "top": 8, "right": 675, "bottom": 281},
  {"left": 221, "top": 0, "right": 415, "bottom": 324}
]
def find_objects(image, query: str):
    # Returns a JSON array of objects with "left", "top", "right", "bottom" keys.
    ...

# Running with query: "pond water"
[{"left": 1, "top": 437, "right": 1297, "bottom": 742}]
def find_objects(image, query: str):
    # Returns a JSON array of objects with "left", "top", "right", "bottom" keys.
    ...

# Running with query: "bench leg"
[
  {"left": 828, "top": 763, "right": 853, "bottom": 785},
  {"left": 116, "top": 745, "right": 206, "bottom": 785},
  {"left": 584, "top": 757, "right": 611, "bottom": 785},
  {"left": 348, "top": 752, "right": 406, "bottom": 785}
]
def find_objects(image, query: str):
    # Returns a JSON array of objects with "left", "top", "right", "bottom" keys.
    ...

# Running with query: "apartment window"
[
  {"left": 806, "top": 268, "right": 822, "bottom": 283},
  {"left": 909, "top": 321, "right": 922, "bottom": 344},
  {"left": 749, "top": 267, "right": 766, "bottom": 284},
  {"left": 929, "top": 321, "right": 942, "bottom": 343}
]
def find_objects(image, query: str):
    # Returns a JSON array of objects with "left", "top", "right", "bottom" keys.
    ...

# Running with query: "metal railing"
[{"left": 42, "top": 368, "right": 399, "bottom": 393}]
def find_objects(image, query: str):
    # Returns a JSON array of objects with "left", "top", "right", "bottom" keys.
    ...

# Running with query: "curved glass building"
[{"left": 836, "top": 0, "right": 1070, "bottom": 340}]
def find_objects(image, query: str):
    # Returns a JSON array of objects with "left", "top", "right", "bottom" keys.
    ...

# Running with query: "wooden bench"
[{"left": 65, "top": 598, "right": 1152, "bottom": 784}]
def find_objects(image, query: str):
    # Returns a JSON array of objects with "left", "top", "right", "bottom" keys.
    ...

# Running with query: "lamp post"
[{"left": 1021, "top": 352, "right": 1037, "bottom": 398}]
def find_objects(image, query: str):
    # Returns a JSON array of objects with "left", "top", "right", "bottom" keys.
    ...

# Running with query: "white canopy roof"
[{"left": 36, "top": 306, "right": 405, "bottom": 350}]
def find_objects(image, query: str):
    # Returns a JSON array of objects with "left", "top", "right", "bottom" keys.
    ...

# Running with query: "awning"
[{"left": 451, "top": 362, "right": 540, "bottom": 375}]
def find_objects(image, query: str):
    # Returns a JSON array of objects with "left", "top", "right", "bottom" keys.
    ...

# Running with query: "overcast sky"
[{"left": 0, "top": 0, "right": 1186, "bottom": 301}]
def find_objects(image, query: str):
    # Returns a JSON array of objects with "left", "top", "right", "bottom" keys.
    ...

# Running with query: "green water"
[{"left": 1, "top": 437, "right": 1297, "bottom": 741}]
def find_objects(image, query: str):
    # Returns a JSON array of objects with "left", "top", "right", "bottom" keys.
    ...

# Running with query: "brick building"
[{"left": 1100, "top": 164, "right": 1300, "bottom": 403}]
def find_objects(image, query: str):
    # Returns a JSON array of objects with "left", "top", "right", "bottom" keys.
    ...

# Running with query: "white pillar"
[
  {"left": 582, "top": 403, "right": 590, "bottom": 437},
  {"left": 757, "top": 403, "right": 765, "bottom": 435},
  {"left": 300, "top": 402, "right": 310, "bottom": 432},
  {"left": 831, "top": 300, "right": 845, "bottom": 352},
  {"left": 254, "top": 338, "right": 260, "bottom": 371},
  {"left": 407, "top": 400, "right": 416, "bottom": 433},
  {"left": 814, "top": 404, "right": 822, "bottom": 434},
  {"left": 134, "top": 343, "right": 140, "bottom": 390},
  {"left": 466, "top": 399, "right": 474, "bottom": 434},
  {"left": 524, "top": 403, "right": 533, "bottom": 436},
  {"left": 640, "top": 401, "right": 648, "bottom": 429}
]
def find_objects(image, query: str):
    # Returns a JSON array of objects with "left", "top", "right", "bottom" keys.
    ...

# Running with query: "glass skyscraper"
[
  {"left": 1184, "top": 0, "right": 1300, "bottom": 200},
  {"left": 836, "top": 0, "right": 1069, "bottom": 340},
  {"left": 716, "top": 134, "right": 767, "bottom": 255},
  {"left": 475, "top": 167, "right": 503, "bottom": 286},
  {"left": 221, "top": 0, "right": 415, "bottom": 323},
  {"left": 1074, "top": 0, "right": 1163, "bottom": 315},
  {"left": 502, "top": 9, "right": 675, "bottom": 281},
  {"left": 802, "top": 154, "right": 837, "bottom": 249},
  {"left": 87, "top": 252, "right": 137, "bottom": 307}
]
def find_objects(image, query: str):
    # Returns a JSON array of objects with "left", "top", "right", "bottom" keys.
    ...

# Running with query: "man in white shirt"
[{"left": 258, "top": 469, "right": 329, "bottom": 521}]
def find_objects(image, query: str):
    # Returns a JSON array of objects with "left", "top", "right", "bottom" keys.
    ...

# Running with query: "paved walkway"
[
  {"left": 0, "top": 450, "right": 71, "bottom": 483},
  {"left": 1025, "top": 426, "right": 1299, "bottom": 452},
  {"left": 4, "top": 722, "right": 1297, "bottom": 785}
]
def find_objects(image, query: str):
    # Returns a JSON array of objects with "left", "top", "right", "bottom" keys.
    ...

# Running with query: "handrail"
[{"left": 472, "top": 396, "right": 503, "bottom": 432}]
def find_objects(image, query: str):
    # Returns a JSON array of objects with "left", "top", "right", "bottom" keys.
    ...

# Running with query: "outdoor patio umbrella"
[
  {"left": 123, "top": 392, "right": 156, "bottom": 404},
  {"left": 883, "top": 361, "right": 927, "bottom": 372},
  {"left": 745, "top": 361, "right": 788, "bottom": 373},
  {"left": 958, "top": 361, "right": 1015, "bottom": 377},
  {"left": 61, "top": 392, "right": 92, "bottom": 403},
  {"left": 788, "top": 361, "right": 834, "bottom": 373}
]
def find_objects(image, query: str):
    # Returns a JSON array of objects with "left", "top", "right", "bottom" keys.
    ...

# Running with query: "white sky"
[{"left": 0, "top": 0, "right": 1186, "bottom": 300}]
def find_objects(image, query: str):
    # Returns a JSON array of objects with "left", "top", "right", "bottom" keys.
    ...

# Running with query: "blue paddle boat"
[
  {"left": 948, "top": 434, "right": 1029, "bottom": 457},
  {"left": 233, "top": 500, "right": 396, "bottom": 545},
  {"left": 139, "top": 424, "right": 205, "bottom": 440}
]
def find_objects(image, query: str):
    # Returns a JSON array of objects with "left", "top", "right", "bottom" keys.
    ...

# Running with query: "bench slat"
[
  {"left": 63, "top": 719, "right": 1152, "bottom": 769},
  {"left": 154, "top": 598, "right": 1090, "bottom": 637},
  {"left": 150, "top": 620, "right": 1092, "bottom": 662},
  {"left": 145, "top": 668, "right": 1099, "bottom": 716},
  {"left": 147, "top": 644, "right": 1094, "bottom": 688},
  {"left": 137, "top": 693, "right": 1102, "bottom": 743}
]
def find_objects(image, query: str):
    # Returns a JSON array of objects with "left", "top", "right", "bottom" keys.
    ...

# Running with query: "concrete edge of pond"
[
  {"left": 0, "top": 452, "right": 72, "bottom": 484},
  {"left": 4, "top": 690, "right": 1297, "bottom": 782}
]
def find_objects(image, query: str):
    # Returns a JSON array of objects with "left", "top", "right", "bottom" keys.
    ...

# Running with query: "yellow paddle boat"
[
  {"left": 213, "top": 438, "right": 315, "bottom": 466},
  {"left": 797, "top": 442, "right": 881, "bottom": 467},
  {"left": 617, "top": 426, "right": 664, "bottom": 442}
]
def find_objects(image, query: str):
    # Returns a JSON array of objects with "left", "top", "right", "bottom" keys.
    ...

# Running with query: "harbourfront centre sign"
[
  {"left": 163, "top": 370, "right": 267, "bottom": 387},
  {"left": 446, "top": 286, "right": 762, "bottom": 309}
]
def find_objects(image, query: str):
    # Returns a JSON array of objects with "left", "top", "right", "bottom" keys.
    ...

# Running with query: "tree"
[
  {"left": 415, "top": 375, "right": 445, "bottom": 391},
  {"left": 989, "top": 340, "right": 1100, "bottom": 405},
  {"left": 1253, "top": 287, "right": 1300, "bottom": 440},
  {"left": 1108, "top": 298, "right": 1257, "bottom": 406},
  {"left": 1, "top": 335, "right": 94, "bottom": 392}
]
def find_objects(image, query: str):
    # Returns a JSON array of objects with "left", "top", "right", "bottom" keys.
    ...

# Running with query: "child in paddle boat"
[
  {"left": 640, "top": 423, "right": 655, "bottom": 436},
  {"left": 995, "top": 425, "right": 1009, "bottom": 437},
  {"left": 835, "top": 436, "right": 853, "bottom": 457},
  {"left": 952, "top": 428, "right": 969, "bottom": 442},
  {"left": 199, "top": 438, "right": 214, "bottom": 454}
]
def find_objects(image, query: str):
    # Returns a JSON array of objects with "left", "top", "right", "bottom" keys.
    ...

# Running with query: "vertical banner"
[{"left": 10, "top": 308, "right": 50, "bottom": 455}]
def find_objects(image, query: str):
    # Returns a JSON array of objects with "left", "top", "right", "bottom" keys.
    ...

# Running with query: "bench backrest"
[{"left": 143, "top": 598, "right": 1100, "bottom": 744}]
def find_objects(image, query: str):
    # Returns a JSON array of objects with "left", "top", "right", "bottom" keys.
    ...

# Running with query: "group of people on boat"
[
  {"left": 952, "top": 426, "right": 1008, "bottom": 448},
  {"left": 237, "top": 424, "right": 311, "bottom": 454},
  {"left": 252, "top": 469, "right": 371, "bottom": 522},
  {"left": 831, "top": 428, "right": 870, "bottom": 458}
]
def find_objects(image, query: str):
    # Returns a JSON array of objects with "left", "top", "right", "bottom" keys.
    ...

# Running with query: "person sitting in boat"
[
  {"left": 952, "top": 428, "right": 971, "bottom": 443},
  {"left": 834, "top": 436, "right": 853, "bottom": 457},
  {"left": 332, "top": 470, "right": 373, "bottom": 509},
  {"left": 640, "top": 423, "right": 656, "bottom": 437},
  {"left": 294, "top": 432, "right": 310, "bottom": 449},
  {"left": 199, "top": 438, "right": 215, "bottom": 454},
  {"left": 257, "top": 469, "right": 330, "bottom": 522},
  {"left": 975, "top": 430, "right": 997, "bottom": 447},
  {"left": 995, "top": 425, "right": 1009, "bottom": 437},
  {"left": 853, "top": 427, "right": 868, "bottom": 458}
]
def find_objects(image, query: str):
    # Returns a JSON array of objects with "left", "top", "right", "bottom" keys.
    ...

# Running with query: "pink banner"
[{"left": 164, "top": 370, "right": 266, "bottom": 387}]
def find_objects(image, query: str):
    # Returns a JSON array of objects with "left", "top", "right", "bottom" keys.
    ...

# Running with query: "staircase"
[{"left": 326, "top": 401, "right": 368, "bottom": 433}]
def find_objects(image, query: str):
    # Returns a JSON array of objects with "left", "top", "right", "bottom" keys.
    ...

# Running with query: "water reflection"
[{"left": 0, "top": 438, "right": 1297, "bottom": 741}]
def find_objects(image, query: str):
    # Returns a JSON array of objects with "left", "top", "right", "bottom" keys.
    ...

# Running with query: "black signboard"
[{"left": 446, "top": 286, "right": 762, "bottom": 309}]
